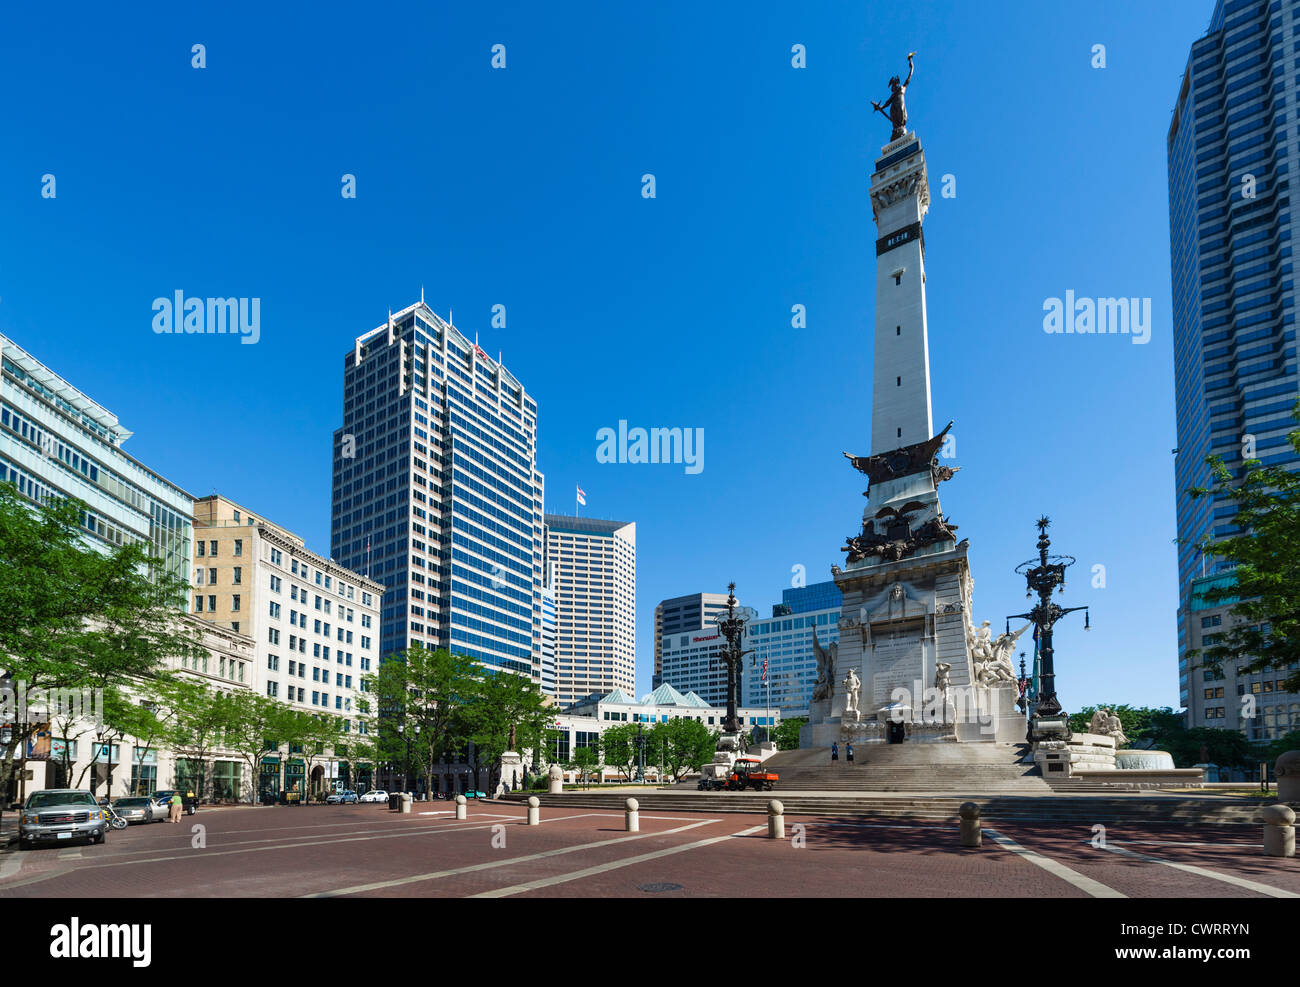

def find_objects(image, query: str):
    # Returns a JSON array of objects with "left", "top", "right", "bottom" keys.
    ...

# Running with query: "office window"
[
  {"left": 231, "top": 594, "right": 240, "bottom": 612},
  {"left": 207, "top": 595, "right": 216, "bottom": 612},
  {"left": 233, "top": 567, "right": 242, "bottom": 585},
  {"left": 233, "top": 539, "right": 243, "bottom": 557},
  {"left": 197, "top": 541, "right": 205, "bottom": 557}
]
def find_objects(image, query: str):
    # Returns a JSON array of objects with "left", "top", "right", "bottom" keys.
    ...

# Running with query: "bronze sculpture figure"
[{"left": 871, "top": 51, "right": 916, "bottom": 141}]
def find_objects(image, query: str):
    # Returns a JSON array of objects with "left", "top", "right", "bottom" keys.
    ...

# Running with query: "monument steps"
[
  {"left": 756, "top": 743, "right": 1049, "bottom": 792},
  {"left": 503, "top": 791, "right": 1269, "bottom": 825}
]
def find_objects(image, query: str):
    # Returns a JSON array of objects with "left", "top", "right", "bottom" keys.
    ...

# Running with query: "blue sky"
[{"left": 0, "top": 1, "right": 1215, "bottom": 708}]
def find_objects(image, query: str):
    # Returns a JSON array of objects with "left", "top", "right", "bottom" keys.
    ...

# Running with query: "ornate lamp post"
[
  {"left": 1005, "top": 517, "right": 1090, "bottom": 739},
  {"left": 712, "top": 583, "right": 754, "bottom": 736}
]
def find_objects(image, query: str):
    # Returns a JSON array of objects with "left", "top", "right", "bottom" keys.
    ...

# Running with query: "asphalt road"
[{"left": 0, "top": 801, "right": 1296, "bottom": 898}]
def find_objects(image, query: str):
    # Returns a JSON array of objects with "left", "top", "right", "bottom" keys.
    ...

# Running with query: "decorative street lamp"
[
  {"left": 712, "top": 583, "right": 754, "bottom": 736},
  {"left": 634, "top": 724, "right": 646, "bottom": 784},
  {"left": 1005, "top": 517, "right": 1090, "bottom": 740}
]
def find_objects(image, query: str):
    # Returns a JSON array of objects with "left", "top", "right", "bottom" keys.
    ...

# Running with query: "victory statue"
[{"left": 871, "top": 51, "right": 916, "bottom": 141}]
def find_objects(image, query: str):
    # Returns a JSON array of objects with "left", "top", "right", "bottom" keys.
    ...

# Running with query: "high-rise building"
[
  {"left": 652, "top": 592, "right": 731, "bottom": 687},
  {"left": 743, "top": 580, "right": 843, "bottom": 718},
  {"left": 1168, "top": 0, "right": 1300, "bottom": 714},
  {"left": 192, "top": 494, "right": 382, "bottom": 738},
  {"left": 0, "top": 332, "right": 193, "bottom": 584},
  {"left": 657, "top": 598, "right": 756, "bottom": 707},
  {"left": 544, "top": 514, "right": 636, "bottom": 706},
  {"left": 331, "top": 303, "right": 545, "bottom": 680}
]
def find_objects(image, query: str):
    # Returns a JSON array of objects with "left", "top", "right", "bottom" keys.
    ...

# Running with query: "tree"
[
  {"left": 361, "top": 645, "right": 481, "bottom": 798},
  {"left": 1188, "top": 402, "right": 1300, "bottom": 692},
  {"left": 600, "top": 723, "right": 643, "bottom": 781},
  {"left": 167, "top": 680, "right": 239, "bottom": 801},
  {"left": 0, "top": 480, "right": 203, "bottom": 811},
  {"left": 337, "top": 735, "right": 378, "bottom": 792},
  {"left": 772, "top": 717, "right": 806, "bottom": 751},
  {"left": 571, "top": 744, "right": 601, "bottom": 789},
  {"left": 226, "top": 691, "right": 299, "bottom": 803},
  {"left": 646, "top": 718, "right": 716, "bottom": 782},
  {"left": 460, "top": 670, "right": 552, "bottom": 792},
  {"left": 1265, "top": 730, "right": 1300, "bottom": 766},
  {"left": 1137, "top": 708, "right": 1260, "bottom": 770}
]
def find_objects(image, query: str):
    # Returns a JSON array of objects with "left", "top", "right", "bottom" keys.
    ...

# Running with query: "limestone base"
[{"left": 1034, "top": 732, "right": 1116, "bottom": 778}]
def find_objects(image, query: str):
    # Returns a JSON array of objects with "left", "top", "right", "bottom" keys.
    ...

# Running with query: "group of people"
[{"left": 830, "top": 742, "right": 855, "bottom": 763}]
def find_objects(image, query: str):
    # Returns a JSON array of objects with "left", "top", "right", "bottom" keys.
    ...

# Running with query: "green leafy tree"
[
  {"left": 167, "top": 680, "right": 240, "bottom": 801},
  {"left": 0, "top": 480, "right": 202, "bottom": 809},
  {"left": 772, "top": 717, "right": 806, "bottom": 751},
  {"left": 1187, "top": 403, "right": 1300, "bottom": 692},
  {"left": 598, "top": 722, "right": 643, "bottom": 781},
  {"left": 571, "top": 744, "right": 601, "bottom": 789},
  {"left": 1265, "top": 730, "right": 1300, "bottom": 765},
  {"left": 647, "top": 718, "right": 716, "bottom": 782},
  {"left": 461, "top": 670, "right": 552, "bottom": 792},
  {"left": 360, "top": 645, "right": 481, "bottom": 797},
  {"left": 226, "top": 691, "right": 300, "bottom": 803}
]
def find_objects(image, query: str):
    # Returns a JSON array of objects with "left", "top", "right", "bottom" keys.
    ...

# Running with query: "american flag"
[
  {"left": 576, "top": 485, "right": 586, "bottom": 506},
  {"left": 762, "top": 657, "right": 768, "bottom": 682}
]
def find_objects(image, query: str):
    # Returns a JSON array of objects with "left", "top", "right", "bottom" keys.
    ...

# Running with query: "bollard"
[
  {"left": 455, "top": 794, "right": 467, "bottom": 820},
  {"left": 768, "top": 799, "right": 784, "bottom": 839},
  {"left": 1262, "top": 803, "right": 1295, "bottom": 858},
  {"left": 625, "top": 797, "right": 639, "bottom": 832},
  {"left": 527, "top": 796, "right": 540, "bottom": 826},
  {"left": 400, "top": 793, "right": 412, "bottom": 814},
  {"left": 959, "top": 802, "right": 981, "bottom": 848}
]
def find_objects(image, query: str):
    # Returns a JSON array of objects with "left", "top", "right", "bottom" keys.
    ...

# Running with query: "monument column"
[{"left": 869, "top": 135, "right": 934, "bottom": 455}]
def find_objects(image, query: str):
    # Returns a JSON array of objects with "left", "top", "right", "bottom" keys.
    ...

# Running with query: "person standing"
[
  {"left": 169, "top": 791, "right": 182, "bottom": 823},
  {"left": 831, "top": 742, "right": 839, "bottom": 762},
  {"left": 846, "top": 742, "right": 855, "bottom": 763}
]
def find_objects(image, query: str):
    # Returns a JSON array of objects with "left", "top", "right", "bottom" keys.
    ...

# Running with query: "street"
[{"left": 1, "top": 800, "right": 1296, "bottom": 899}]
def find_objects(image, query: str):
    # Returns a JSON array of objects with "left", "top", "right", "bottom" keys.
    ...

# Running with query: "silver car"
[
  {"left": 19, "top": 789, "right": 109, "bottom": 847},
  {"left": 111, "top": 796, "right": 168, "bottom": 824}
]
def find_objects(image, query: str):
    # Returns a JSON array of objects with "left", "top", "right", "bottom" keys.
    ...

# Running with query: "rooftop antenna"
[{"left": 420, "top": 284, "right": 425, "bottom": 305}]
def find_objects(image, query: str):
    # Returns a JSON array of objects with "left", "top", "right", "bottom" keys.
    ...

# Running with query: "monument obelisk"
[{"left": 802, "top": 54, "right": 1024, "bottom": 749}]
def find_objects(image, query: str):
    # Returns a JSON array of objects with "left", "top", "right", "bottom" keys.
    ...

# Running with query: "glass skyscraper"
[
  {"left": 331, "top": 302, "right": 544, "bottom": 678},
  {"left": 0, "top": 332, "right": 193, "bottom": 584},
  {"left": 742, "top": 580, "right": 842, "bottom": 718},
  {"left": 1169, "top": 0, "right": 1300, "bottom": 711}
]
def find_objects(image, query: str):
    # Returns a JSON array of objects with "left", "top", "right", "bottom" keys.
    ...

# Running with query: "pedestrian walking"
[
  {"left": 169, "top": 791, "right": 182, "bottom": 823},
  {"left": 831, "top": 742, "right": 839, "bottom": 762},
  {"left": 846, "top": 742, "right": 855, "bottom": 763}
]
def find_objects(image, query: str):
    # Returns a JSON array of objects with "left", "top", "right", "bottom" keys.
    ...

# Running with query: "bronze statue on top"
[{"left": 871, "top": 51, "right": 916, "bottom": 141}]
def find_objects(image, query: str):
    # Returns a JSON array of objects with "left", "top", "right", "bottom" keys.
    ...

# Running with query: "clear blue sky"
[{"left": 0, "top": 1, "right": 1214, "bottom": 709}]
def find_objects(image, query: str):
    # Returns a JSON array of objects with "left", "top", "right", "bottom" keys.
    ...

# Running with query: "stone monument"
[{"left": 801, "top": 53, "right": 1023, "bottom": 750}]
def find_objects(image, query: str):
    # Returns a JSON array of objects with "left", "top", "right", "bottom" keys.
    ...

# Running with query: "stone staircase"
[{"left": 751, "top": 742, "right": 1049, "bottom": 794}]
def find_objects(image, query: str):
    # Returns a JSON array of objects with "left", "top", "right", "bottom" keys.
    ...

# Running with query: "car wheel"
[{"left": 186, "top": 807, "right": 195, "bottom": 816}]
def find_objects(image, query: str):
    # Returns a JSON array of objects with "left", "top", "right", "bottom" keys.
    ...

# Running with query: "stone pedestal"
[
  {"left": 497, "top": 751, "right": 523, "bottom": 795},
  {"left": 1033, "top": 733, "right": 1116, "bottom": 778},
  {"left": 1193, "top": 762, "right": 1220, "bottom": 783},
  {"left": 548, "top": 764, "right": 563, "bottom": 795}
]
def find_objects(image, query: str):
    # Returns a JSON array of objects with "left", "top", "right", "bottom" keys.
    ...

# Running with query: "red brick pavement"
[{"left": 0, "top": 802, "right": 1294, "bottom": 899}]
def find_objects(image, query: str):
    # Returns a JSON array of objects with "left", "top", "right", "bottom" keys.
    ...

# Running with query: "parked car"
[
  {"left": 358, "top": 790, "right": 388, "bottom": 804},
  {"left": 152, "top": 789, "right": 198, "bottom": 815},
  {"left": 325, "top": 790, "right": 358, "bottom": 804},
  {"left": 19, "top": 790, "right": 109, "bottom": 848},
  {"left": 111, "top": 796, "right": 168, "bottom": 824}
]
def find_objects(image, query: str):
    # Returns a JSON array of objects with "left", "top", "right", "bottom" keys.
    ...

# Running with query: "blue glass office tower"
[
  {"left": 331, "top": 303, "right": 545, "bottom": 678},
  {"left": 742, "top": 580, "right": 843, "bottom": 718},
  {"left": 1168, "top": 0, "right": 1300, "bottom": 712}
]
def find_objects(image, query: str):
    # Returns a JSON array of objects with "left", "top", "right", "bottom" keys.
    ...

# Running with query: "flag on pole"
[
  {"left": 576, "top": 485, "right": 586, "bottom": 507},
  {"left": 761, "top": 657, "right": 768, "bottom": 682}
]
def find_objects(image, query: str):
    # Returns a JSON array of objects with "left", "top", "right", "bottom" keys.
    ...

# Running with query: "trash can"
[
  {"left": 400, "top": 793, "right": 413, "bottom": 814},
  {"left": 388, "top": 793, "right": 402, "bottom": 811}
]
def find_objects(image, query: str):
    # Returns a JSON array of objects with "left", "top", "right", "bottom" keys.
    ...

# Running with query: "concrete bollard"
[
  {"left": 455, "top": 794, "right": 467, "bottom": 820},
  {"left": 625, "top": 797, "right": 639, "bottom": 832},
  {"left": 527, "top": 796, "right": 540, "bottom": 826},
  {"left": 1262, "top": 803, "right": 1295, "bottom": 858},
  {"left": 959, "top": 802, "right": 981, "bottom": 848},
  {"left": 768, "top": 799, "right": 784, "bottom": 839},
  {"left": 400, "top": 793, "right": 412, "bottom": 814},
  {"left": 1276, "top": 751, "right": 1300, "bottom": 804}
]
